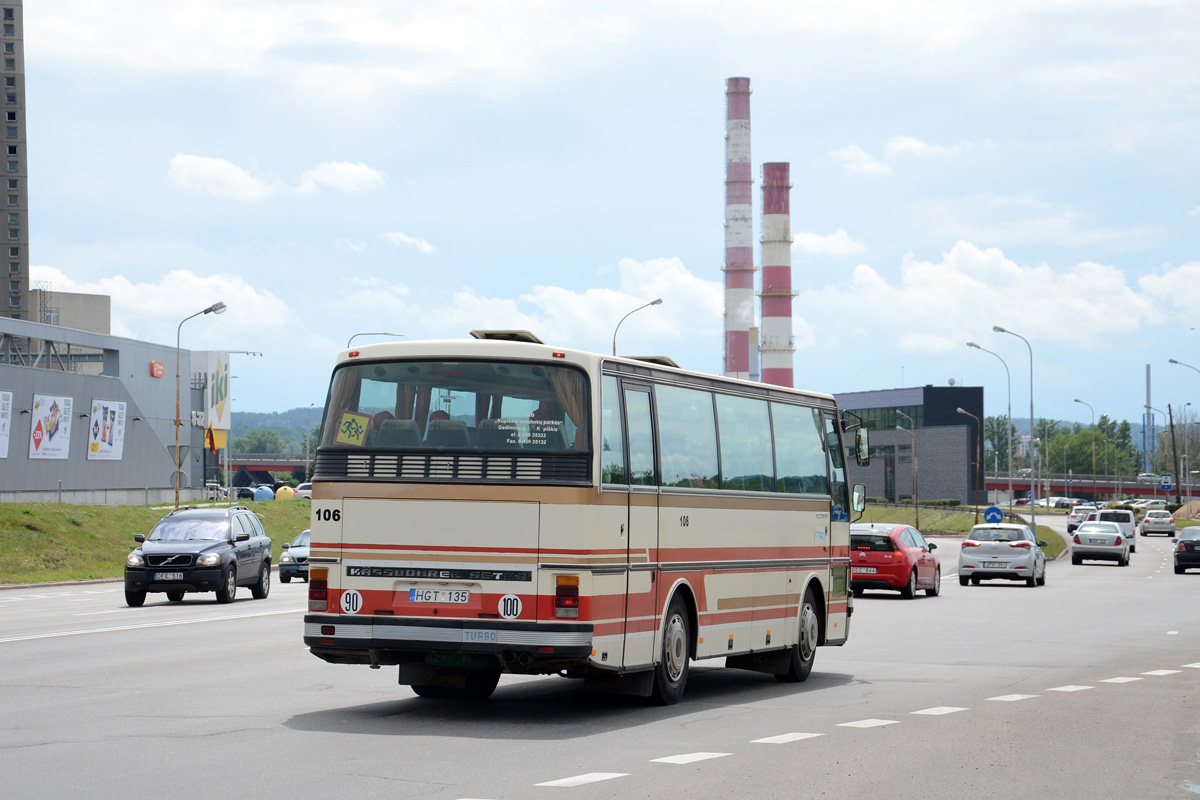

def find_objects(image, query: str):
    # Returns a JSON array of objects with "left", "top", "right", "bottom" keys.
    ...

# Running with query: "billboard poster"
[
  {"left": 86, "top": 399, "right": 127, "bottom": 461},
  {"left": 28, "top": 393, "right": 73, "bottom": 460},
  {"left": 206, "top": 352, "right": 231, "bottom": 431},
  {"left": 0, "top": 390, "right": 11, "bottom": 458}
]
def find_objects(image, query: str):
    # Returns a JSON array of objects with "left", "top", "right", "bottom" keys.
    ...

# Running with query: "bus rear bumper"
[{"left": 303, "top": 613, "right": 593, "bottom": 666}]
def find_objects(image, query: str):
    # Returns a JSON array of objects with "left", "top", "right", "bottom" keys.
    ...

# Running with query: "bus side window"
[
  {"left": 624, "top": 388, "right": 656, "bottom": 486},
  {"left": 823, "top": 416, "right": 849, "bottom": 521},
  {"left": 601, "top": 376, "right": 626, "bottom": 483},
  {"left": 771, "top": 402, "right": 828, "bottom": 495}
]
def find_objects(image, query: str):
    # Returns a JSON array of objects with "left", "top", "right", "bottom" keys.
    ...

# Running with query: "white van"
[{"left": 1086, "top": 508, "right": 1136, "bottom": 553}]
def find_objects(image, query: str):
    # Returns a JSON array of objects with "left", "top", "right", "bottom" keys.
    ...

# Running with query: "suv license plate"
[
  {"left": 154, "top": 572, "right": 183, "bottom": 581},
  {"left": 409, "top": 589, "right": 470, "bottom": 604},
  {"left": 854, "top": 567, "right": 877, "bottom": 574}
]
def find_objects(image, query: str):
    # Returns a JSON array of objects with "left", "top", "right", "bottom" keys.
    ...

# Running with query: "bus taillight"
[
  {"left": 309, "top": 567, "right": 329, "bottom": 612},
  {"left": 555, "top": 575, "right": 580, "bottom": 619}
]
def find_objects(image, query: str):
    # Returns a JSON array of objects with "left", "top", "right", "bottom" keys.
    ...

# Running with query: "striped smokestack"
[
  {"left": 723, "top": 77, "right": 754, "bottom": 379},
  {"left": 760, "top": 162, "right": 795, "bottom": 387}
]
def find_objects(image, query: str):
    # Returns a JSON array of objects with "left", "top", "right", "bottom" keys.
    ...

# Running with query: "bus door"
[{"left": 621, "top": 384, "right": 659, "bottom": 668}]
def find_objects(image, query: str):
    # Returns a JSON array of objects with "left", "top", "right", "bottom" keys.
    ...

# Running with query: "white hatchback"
[
  {"left": 959, "top": 523, "right": 1048, "bottom": 587},
  {"left": 1071, "top": 521, "right": 1129, "bottom": 566}
]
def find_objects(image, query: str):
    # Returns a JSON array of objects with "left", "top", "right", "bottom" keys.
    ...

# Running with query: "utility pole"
[{"left": 1169, "top": 404, "right": 1182, "bottom": 504}]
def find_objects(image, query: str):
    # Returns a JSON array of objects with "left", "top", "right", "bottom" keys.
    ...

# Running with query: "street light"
[
  {"left": 957, "top": 407, "right": 983, "bottom": 524},
  {"left": 612, "top": 298, "right": 663, "bottom": 356},
  {"left": 176, "top": 301, "right": 227, "bottom": 509},
  {"left": 1074, "top": 398, "right": 1097, "bottom": 502},
  {"left": 994, "top": 325, "right": 1034, "bottom": 529},
  {"left": 896, "top": 409, "right": 918, "bottom": 530},
  {"left": 305, "top": 402, "right": 315, "bottom": 482},
  {"left": 347, "top": 332, "right": 403, "bottom": 348},
  {"left": 968, "top": 341, "right": 1013, "bottom": 515}
]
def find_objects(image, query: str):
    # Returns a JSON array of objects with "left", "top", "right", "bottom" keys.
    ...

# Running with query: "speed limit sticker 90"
[
  {"left": 498, "top": 594, "right": 522, "bottom": 619},
  {"left": 340, "top": 590, "right": 362, "bottom": 615}
]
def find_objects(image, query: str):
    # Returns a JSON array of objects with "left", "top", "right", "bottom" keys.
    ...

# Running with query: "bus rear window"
[{"left": 320, "top": 359, "right": 590, "bottom": 452}]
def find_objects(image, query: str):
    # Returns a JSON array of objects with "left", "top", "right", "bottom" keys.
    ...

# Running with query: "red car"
[{"left": 850, "top": 522, "right": 941, "bottom": 598}]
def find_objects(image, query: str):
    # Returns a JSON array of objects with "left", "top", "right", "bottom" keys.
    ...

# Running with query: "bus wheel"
[
  {"left": 776, "top": 588, "right": 818, "bottom": 683},
  {"left": 651, "top": 596, "right": 691, "bottom": 705},
  {"left": 464, "top": 668, "right": 501, "bottom": 700}
]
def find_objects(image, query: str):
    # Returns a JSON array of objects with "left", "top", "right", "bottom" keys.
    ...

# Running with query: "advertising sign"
[
  {"left": 86, "top": 399, "right": 127, "bottom": 461},
  {"left": 28, "top": 393, "right": 73, "bottom": 459},
  {"left": 206, "top": 352, "right": 231, "bottom": 431},
  {"left": 0, "top": 390, "right": 11, "bottom": 458}
]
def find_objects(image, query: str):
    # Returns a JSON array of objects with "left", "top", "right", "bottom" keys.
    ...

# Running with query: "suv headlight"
[
  {"left": 280, "top": 553, "right": 293, "bottom": 563},
  {"left": 127, "top": 552, "right": 144, "bottom": 567},
  {"left": 195, "top": 553, "right": 222, "bottom": 567}
]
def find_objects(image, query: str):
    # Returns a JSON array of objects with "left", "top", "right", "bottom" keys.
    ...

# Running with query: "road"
[{"left": 2, "top": 529, "right": 1199, "bottom": 800}]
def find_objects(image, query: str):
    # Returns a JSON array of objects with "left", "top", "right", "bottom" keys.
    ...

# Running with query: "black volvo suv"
[{"left": 124, "top": 506, "right": 273, "bottom": 606}]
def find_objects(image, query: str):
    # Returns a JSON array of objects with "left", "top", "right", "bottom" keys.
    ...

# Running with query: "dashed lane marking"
[
  {"left": 1101, "top": 677, "right": 1142, "bottom": 684},
  {"left": 987, "top": 694, "right": 1039, "bottom": 702},
  {"left": 0, "top": 608, "right": 301, "bottom": 644},
  {"left": 1143, "top": 669, "right": 1181, "bottom": 676},
  {"left": 837, "top": 719, "right": 899, "bottom": 729},
  {"left": 1047, "top": 685, "right": 1094, "bottom": 692},
  {"left": 752, "top": 733, "right": 824, "bottom": 744},
  {"left": 911, "top": 707, "right": 968, "bottom": 715},
  {"left": 1183, "top": 663, "right": 1200, "bottom": 669},
  {"left": 651, "top": 753, "right": 731, "bottom": 765},
  {"left": 535, "top": 773, "right": 627, "bottom": 788}
]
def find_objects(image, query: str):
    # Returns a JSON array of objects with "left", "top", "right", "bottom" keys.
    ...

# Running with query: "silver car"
[
  {"left": 1140, "top": 510, "right": 1176, "bottom": 537},
  {"left": 958, "top": 523, "right": 1048, "bottom": 587},
  {"left": 1086, "top": 509, "right": 1136, "bottom": 552},
  {"left": 1071, "top": 521, "right": 1129, "bottom": 566}
]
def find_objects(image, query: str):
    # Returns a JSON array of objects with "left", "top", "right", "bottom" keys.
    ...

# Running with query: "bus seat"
[
  {"left": 476, "top": 418, "right": 520, "bottom": 449},
  {"left": 425, "top": 419, "right": 471, "bottom": 448},
  {"left": 375, "top": 419, "right": 420, "bottom": 448}
]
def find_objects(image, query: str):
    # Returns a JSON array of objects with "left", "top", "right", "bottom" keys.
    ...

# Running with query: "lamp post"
[
  {"left": 896, "top": 409, "right": 918, "bottom": 530},
  {"left": 1062, "top": 444, "right": 1068, "bottom": 497},
  {"left": 1074, "top": 398, "right": 1097, "bottom": 502},
  {"left": 994, "top": 325, "right": 1034, "bottom": 529},
  {"left": 347, "top": 331, "right": 403, "bottom": 348},
  {"left": 305, "top": 402, "right": 315, "bottom": 481},
  {"left": 176, "top": 301, "right": 227, "bottom": 509},
  {"left": 612, "top": 299, "right": 663, "bottom": 356},
  {"left": 968, "top": 341, "right": 1013, "bottom": 514},
  {"left": 957, "top": 407, "right": 983, "bottom": 524}
]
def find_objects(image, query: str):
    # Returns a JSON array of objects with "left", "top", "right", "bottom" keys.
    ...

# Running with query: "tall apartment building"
[{"left": 4, "top": 2, "right": 25, "bottom": 323}]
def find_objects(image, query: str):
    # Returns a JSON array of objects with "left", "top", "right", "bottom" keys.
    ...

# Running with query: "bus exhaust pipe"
[
  {"left": 517, "top": 653, "right": 532, "bottom": 666},
  {"left": 503, "top": 651, "right": 518, "bottom": 665}
]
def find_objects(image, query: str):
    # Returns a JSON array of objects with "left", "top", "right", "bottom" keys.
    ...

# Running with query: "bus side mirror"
[
  {"left": 855, "top": 427, "right": 870, "bottom": 467},
  {"left": 852, "top": 483, "right": 867, "bottom": 514}
]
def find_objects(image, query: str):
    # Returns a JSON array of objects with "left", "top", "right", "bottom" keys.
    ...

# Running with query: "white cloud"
[
  {"left": 885, "top": 135, "right": 972, "bottom": 159},
  {"left": 336, "top": 238, "right": 366, "bottom": 253},
  {"left": 792, "top": 228, "right": 867, "bottom": 255},
  {"left": 382, "top": 232, "right": 436, "bottom": 254},
  {"left": 168, "top": 154, "right": 281, "bottom": 201},
  {"left": 820, "top": 145, "right": 892, "bottom": 176},
  {"left": 297, "top": 162, "right": 386, "bottom": 195},
  {"left": 1189, "top": 206, "right": 1200, "bottom": 218}
]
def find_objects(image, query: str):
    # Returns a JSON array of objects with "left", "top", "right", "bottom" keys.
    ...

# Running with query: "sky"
[{"left": 22, "top": 0, "right": 1200, "bottom": 431}]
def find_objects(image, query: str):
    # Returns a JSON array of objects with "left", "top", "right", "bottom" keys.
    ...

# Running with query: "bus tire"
[
  {"left": 776, "top": 588, "right": 818, "bottom": 683},
  {"left": 464, "top": 668, "right": 501, "bottom": 700},
  {"left": 651, "top": 596, "right": 691, "bottom": 705}
]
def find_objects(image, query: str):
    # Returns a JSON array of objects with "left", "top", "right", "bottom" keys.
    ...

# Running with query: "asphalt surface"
[{"left": 2, "top": 525, "right": 1199, "bottom": 799}]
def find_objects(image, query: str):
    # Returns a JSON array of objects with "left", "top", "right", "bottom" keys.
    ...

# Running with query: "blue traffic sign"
[
  {"left": 1161, "top": 474, "right": 1173, "bottom": 490},
  {"left": 983, "top": 506, "right": 1004, "bottom": 524}
]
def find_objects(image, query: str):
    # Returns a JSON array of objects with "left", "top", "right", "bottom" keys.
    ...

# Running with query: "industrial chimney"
[
  {"left": 723, "top": 77, "right": 754, "bottom": 380},
  {"left": 760, "top": 162, "right": 795, "bottom": 387}
]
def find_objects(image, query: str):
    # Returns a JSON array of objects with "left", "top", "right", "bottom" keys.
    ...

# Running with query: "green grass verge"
[{"left": 0, "top": 500, "right": 312, "bottom": 585}]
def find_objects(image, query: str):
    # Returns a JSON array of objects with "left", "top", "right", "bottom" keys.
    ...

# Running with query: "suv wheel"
[
  {"left": 251, "top": 564, "right": 270, "bottom": 599},
  {"left": 216, "top": 567, "right": 237, "bottom": 604},
  {"left": 166, "top": 591, "right": 184, "bottom": 602},
  {"left": 125, "top": 588, "right": 146, "bottom": 607}
]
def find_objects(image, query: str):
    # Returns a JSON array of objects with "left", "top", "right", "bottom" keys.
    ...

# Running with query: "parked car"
[
  {"left": 1066, "top": 505, "right": 1098, "bottom": 533},
  {"left": 1085, "top": 509, "right": 1137, "bottom": 552},
  {"left": 279, "top": 529, "right": 310, "bottom": 583},
  {"left": 124, "top": 506, "right": 272, "bottom": 606},
  {"left": 295, "top": 482, "right": 312, "bottom": 499},
  {"left": 1053, "top": 497, "right": 1076, "bottom": 509},
  {"left": 1141, "top": 499, "right": 1168, "bottom": 511},
  {"left": 1172, "top": 528, "right": 1200, "bottom": 574},
  {"left": 1071, "top": 521, "right": 1129, "bottom": 566},
  {"left": 958, "top": 523, "right": 1047, "bottom": 587},
  {"left": 850, "top": 523, "right": 941, "bottom": 598},
  {"left": 1140, "top": 510, "right": 1176, "bottom": 537}
]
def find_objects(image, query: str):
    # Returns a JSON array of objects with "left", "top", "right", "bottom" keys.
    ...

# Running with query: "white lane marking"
[
  {"left": 987, "top": 694, "right": 1038, "bottom": 702},
  {"left": 1143, "top": 669, "right": 1181, "bottom": 676},
  {"left": 536, "top": 773, "right": 627, "bottom": 787},
  {"left": 911, "top": 707, "right": 968, "bottom": 715},
  {"left": 1101, "top": 677, "right": 1142, "bottom": 684},
  {"left": 75, "top": 609, "right": 132, "bottom": 616},
  {"left": 753, "top": 732, "right": 824, "bottom": 744},
  {"left": 1168, "top": 631, "right": 1178, "bottom": 635},
  {"left": 1183, "top": 663, "right": 1200, "bottom": 669},
  {"left": 1048, "top": 685, "right": 1094, "bottom": 692},
  {"left": 0, "top": 608, "right": 302, "bottom": 644},
  {"left": 837, "top": 719, "right": 899, "bottom": 728},
  {"left": 651, "top": 753, "right": 731, "bottom": 765}
]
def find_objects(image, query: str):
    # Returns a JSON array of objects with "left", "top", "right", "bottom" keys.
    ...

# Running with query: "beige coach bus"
[{"left": 303, "top": 331, "right": 868, "bottom": 703}]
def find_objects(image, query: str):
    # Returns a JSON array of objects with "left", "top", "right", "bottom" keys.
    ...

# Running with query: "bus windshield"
[{"left": 320, "top": 359, "right": 590, "bottom": 452}]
